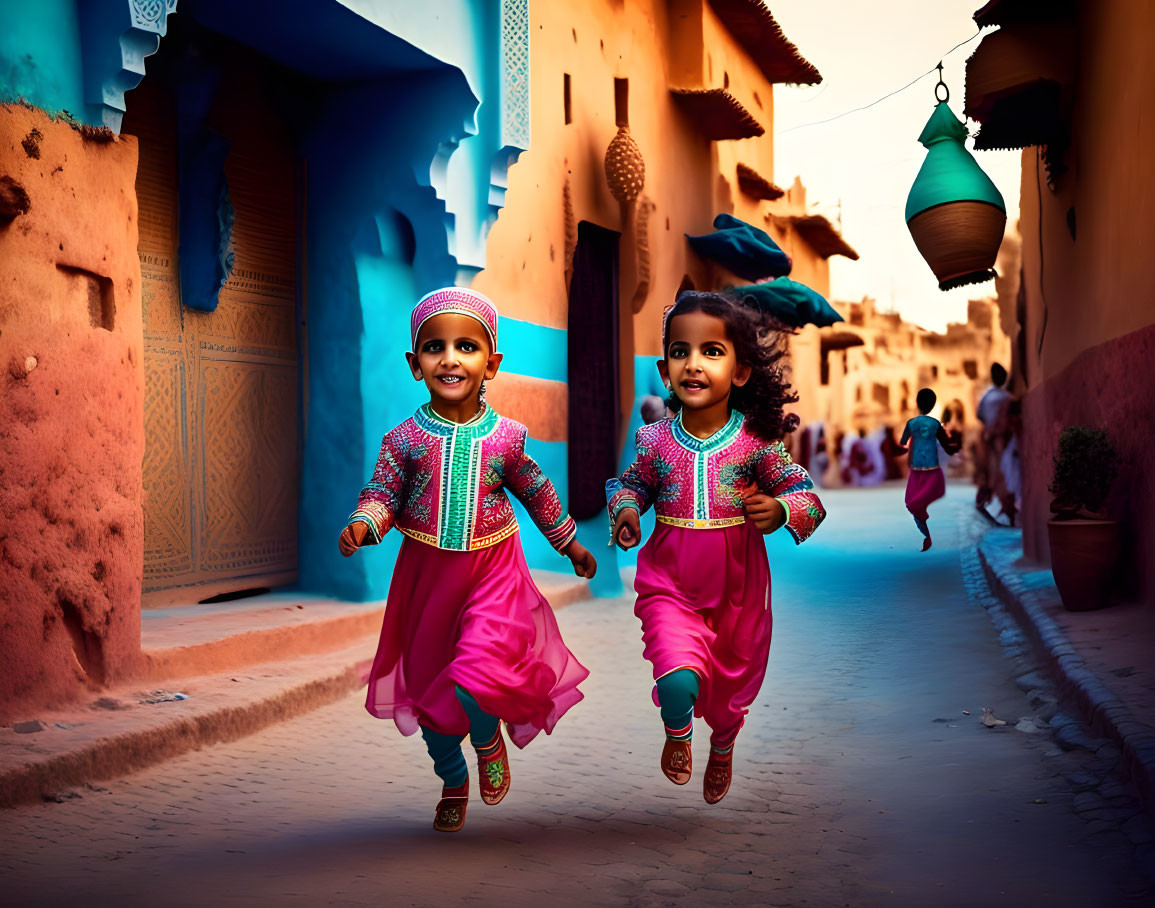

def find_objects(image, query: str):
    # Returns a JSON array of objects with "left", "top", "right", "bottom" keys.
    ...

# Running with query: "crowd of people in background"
[{"left": 787, "top": 363, "right": 1021, "bottom": 526}]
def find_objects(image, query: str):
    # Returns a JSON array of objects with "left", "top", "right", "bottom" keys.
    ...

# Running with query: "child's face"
[
  {"left": 405, "top": 313, "right": 502, "bottom": 408},
  {"left": 658, "top": 310, "right": 750, "bottom": 411}
]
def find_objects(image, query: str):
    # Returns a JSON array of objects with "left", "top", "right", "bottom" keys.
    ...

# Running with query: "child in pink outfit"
[
  {"left": 609, "top": 290, "right": 825, "bottom": 804},
  {"left": 340, "top": 287, "right": 596, "bottom": 832}
]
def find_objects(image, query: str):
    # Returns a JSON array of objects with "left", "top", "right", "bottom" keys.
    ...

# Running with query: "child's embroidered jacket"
[
  {"left": 350, "top": 404, "right": 577, "bottom": 553},
  {"left": 607, "top": 410, "right": 825, "bottom": 543}
]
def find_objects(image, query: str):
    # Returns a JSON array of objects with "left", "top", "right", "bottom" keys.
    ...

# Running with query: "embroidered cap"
[{"left": 410, "top": 287, "right": 499, "bottom": 353}]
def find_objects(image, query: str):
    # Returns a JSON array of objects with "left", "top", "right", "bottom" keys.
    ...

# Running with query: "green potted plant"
[{"left": 1047, "top": 426, "right": 1120, "bottom": 611}]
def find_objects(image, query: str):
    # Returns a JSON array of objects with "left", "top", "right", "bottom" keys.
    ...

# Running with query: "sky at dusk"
[{"left": 769, "top": 0, "right": 1023, "bottom": 332}]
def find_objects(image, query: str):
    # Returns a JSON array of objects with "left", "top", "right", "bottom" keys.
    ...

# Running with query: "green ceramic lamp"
[{"left": 906, "top": 69, "right": 1006, "bottom": 291}]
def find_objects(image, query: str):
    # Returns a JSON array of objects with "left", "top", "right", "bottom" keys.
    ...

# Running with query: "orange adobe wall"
[
  {"left": 1013, "top": 1, "right": 1155, "bottom": 605},
  {"left": 0, "top": 104, "right": 145, "bottom": 721},
  {"left": 472, "top": 0, "right": 831, "bottom": 441}
]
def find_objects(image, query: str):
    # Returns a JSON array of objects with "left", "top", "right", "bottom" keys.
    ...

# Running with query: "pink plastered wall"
[
  {"left": 0, "top": 104, "right": 145, "bottom": 721},
  {"left": 1020, "top": 323, "right": 1155, "bottom": 605}
]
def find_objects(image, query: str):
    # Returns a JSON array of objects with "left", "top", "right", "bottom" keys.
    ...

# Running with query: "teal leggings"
[
  {"left": 419, "top": 686, "right": 500, "bottom": 788},
  {"left": 656, "top": 668, "right": 700, "bottom": 730}
]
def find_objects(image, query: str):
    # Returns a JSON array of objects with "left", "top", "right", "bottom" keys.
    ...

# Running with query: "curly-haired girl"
[{"left": 607, "top": 290, "right": 826, "bottom": 803}]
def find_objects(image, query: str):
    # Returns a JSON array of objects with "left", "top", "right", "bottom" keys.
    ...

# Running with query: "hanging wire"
[{"left": 779, "top": 31, "right": 981, "bottom": 134}]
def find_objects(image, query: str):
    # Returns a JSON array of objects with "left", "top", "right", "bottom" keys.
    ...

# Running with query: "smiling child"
[
  {"left": 340, "top": 287, "right": 596, "bottom": 832},
  {"left": 607, "top": 290, "right": 826, "bottom": 804}
]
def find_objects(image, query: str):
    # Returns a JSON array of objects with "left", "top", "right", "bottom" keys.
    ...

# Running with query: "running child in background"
[
  {"left": 898, "top": 387, "right": 963, "bottom": 551},
  {"left": 339, "top": 287, "right": 596, "bottom": 832},
  {"left": 607, "top": 290, "right": 825, "bottom": 805}
]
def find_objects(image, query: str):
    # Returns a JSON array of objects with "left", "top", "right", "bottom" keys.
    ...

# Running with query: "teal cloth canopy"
[
  {"left": 905, "top": 102, "right": 1006, "bottom": 222},
  {"left": 733, "top": 277, "right": 843, "bottom": 329},
  {"left": 686, "top": 213, "right": 793, "bottom": 281}
]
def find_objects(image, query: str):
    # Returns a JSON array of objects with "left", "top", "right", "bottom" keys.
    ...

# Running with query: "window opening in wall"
[
  {"left": 614, "top": 77, "right": 628, "bottom": 127},
  {"left": 564, "top": 73, "right": 572, "bottom": 124},
  {"left": 963, "top": 358, "right": 978, "bottom": 379},
  {"left": 820, "top": 354, "right": 830, "bottom": 386},
  {"left": 723, "top": 71, "right": 730, "bottom": 90}
]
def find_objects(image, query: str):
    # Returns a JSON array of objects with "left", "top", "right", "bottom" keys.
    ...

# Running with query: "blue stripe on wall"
[{"left": 499, "top": 317, "right": 567, "bottom": 384}]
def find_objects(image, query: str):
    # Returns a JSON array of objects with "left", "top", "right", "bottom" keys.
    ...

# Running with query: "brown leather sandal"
[
  {"left": 433, "top": 779, "right": 469, "bottom": 832},
  {"left": 475, "top": 726, "right": 511, "bottom": 806},
  {"left": 703, "top": 747, "right": 733, "bottom": 804},
  {"left": 661, "top": 737, "right": 692, "bottom": 785}
]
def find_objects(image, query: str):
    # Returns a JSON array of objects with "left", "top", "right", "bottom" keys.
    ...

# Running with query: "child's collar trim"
[
  {"left": 415, "top": 402, "right": 499, "bottom": 438},
  {"left": 671, "top": 409, "right": 744, "bottom": 452}
]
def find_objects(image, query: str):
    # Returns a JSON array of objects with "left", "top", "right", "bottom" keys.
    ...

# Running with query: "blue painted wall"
[
  {"left": 0, "top": 0, "right": 85, "bottom": 117},
  {"left": 297, "top": 68, "right": 479, "bottom": 603},
  {"left": 1, "top": 0, "right": 564, "bottom": 604}
]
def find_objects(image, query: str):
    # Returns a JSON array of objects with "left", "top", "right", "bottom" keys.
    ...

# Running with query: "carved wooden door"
[{"left": 126, "top": 67, "right": 300, "bottom": 606}]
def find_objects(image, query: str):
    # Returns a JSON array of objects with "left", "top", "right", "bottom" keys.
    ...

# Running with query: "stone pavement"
[
  {"left": 2, "top": 485, "right": 1154, "bottom": 906},
  {"left": 978, "top": 526, "right": 1155, "bottom": 810},
  {"left": 0, "top": 573, "right": 589, "bottom": 809}
]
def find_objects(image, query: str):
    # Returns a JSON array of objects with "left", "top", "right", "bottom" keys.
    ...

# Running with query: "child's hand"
[
  {"left": 338, "top": 521, "right": 370, "bottom": 557},
  {"left": 744, "top": 494, "right": 786, "bottom": 533},
  {"left": 739, "top": 482, "right": 787, "bottom": 535},
  {"left": 613, "top": 510, "right": 641, "bottom": 551},
  {"left": 564, "top": 540, "right": 598, "bottom": 579}
]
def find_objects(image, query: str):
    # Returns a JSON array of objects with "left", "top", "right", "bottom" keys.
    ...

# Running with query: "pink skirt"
[
  {"left": 364, "top": 533, "right": 588, "bottom": 748},
  {"left": 905, "top": 467, "right": 946, "bottom": 521},
  {"left": 634, "top": 520, "right": 772, "bottom": 742}
]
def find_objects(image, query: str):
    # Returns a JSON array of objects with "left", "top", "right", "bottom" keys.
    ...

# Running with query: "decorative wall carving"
[
  {"left": 632, "top": 195, "right": 656, "bottom": 313},
  {"left": 79, "top": 0, "right": 179, "bottom": 132},
  {"left": 605, "top": 125, "right": 645, "bottom": 204},
  {"left": 126, "top": 57, "right": 298, "bottom": 601},
  {"left": 563, "top": 175, "right": 576, "bottom": 291},
  {"left": 130, "top": 0, "right": 178, "bottom": 31},
  {"left": 500, "top": 0, "right": 530, "bottom": 152}
]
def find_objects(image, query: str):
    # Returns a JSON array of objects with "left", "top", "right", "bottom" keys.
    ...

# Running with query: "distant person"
[
  {"left": 803, "top": 423, "right": 831, "bottom": 487},
  {"left": 975, "top": 363, "right": 1011, "bottom": 511},
  {"left": 861, "top": 426, "right": 888, "bottom": 486},
  {"left": 897, "top": 388, "right": 962, "bottom": 551},
  {"left": 640, "top": 394, "right": 668, "bottom": 425},
  {"left": 843, "top": 429, "right": 870, "bottom": 486},
  {"left": 938, "top": 406, "right": 954, "bottom": 471},
  {"left": 995, "top": 399, "right": 1023, "bottom": 526},
  {"left": 812, "top": 425, "right": 831, "bottom": 488}
]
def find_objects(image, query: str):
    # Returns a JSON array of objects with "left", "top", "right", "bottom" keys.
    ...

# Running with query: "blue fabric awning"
[
  {"left": 733, "top": 277, "right": 843, "bottom": 329},
  {"left": 686, "top": 213, "right": 792, "bottom": 281}
]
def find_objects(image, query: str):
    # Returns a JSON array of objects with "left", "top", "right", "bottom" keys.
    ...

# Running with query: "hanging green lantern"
[{"left": 906, "top": 69, "right": 1006, "bottom": 291}]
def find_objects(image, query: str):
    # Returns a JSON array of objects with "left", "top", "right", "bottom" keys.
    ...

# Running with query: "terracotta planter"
[
  {"left": 907, "top": 200, "right": 1006, "bottom": 289},
  {"left": 1047, "top": 519, "right": 1120, "bottom": 611}
]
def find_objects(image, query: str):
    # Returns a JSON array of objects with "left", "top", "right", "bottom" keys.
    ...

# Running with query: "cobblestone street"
[{"left": 3, "top": 485, "right": 1153, "bottom": 906}]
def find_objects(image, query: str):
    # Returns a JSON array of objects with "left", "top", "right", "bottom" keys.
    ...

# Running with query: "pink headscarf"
[{"left": 410, "top": 287, "right": 499, "bottom": 353}]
